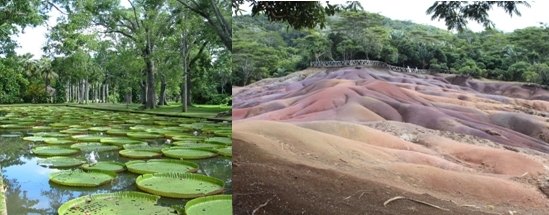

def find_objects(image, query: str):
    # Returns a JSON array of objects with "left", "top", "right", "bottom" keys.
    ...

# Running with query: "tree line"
[{"left": 0, "top": 0, "right": 232, "bottom": 110}]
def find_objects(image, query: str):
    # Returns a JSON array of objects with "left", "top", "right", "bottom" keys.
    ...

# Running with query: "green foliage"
[
  {"left": 0, "top": 64, "right": 27, "bottom": 104},
  {"left": 24, "top": 84, "right": 49, "bottom": 103},
  {"left": 507, "top": 61, "right": 531, "bottom": 82}
]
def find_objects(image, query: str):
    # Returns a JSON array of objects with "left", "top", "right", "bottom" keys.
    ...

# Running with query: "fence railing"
[{"left": 309, "top": 60, "right": 453, "bottom": 74}]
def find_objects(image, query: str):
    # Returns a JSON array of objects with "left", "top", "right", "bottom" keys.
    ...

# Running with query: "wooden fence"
[{"left": 309, "top": 60, "right": 453, "bottom": 74}]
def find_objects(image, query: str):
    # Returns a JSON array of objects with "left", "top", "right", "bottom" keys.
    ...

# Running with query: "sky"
[{"left": 13, "top": 1, "right": 549, "bottom": 59}]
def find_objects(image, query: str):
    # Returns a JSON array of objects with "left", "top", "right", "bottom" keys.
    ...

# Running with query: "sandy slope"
[{"left": 232, "top": 67, "right": 549, "bottom": 214}]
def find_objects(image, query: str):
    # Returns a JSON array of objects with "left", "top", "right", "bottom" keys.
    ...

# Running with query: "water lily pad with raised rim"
[
  {"left": 59, "top": 128, "right": 88, "bottom": 134},
  {"left": 32, "top": 126, "right": 52, "bottom": 131},
  {"left": 125, "top": 159, "right": 199, "bottom": 174},
  {"left": 50, "top": 123, "right": 71, "bottom": 128},
  {"left": 136, "top": 173, "right": 225, "bottom": 198},
  {"left": 32, "top": 146, "right": 80, "bottom": 156},
  {"left": 37, "top": 156, "right": 86, "bottom": 168},
  {"left": 171, "top": 136, "right": 205, "bottom": 142},
  {"left": 1, "top": 134, "right": 21, "bottom": 138},
  {"left": 44, "top": 138, "right": 75, "bottom": 145},
  {"left": 81, "top": 161, "right": 126, "bottom": 173},
  {"left": 122, "top": 144, "right": 166, "bottom": 152},
  {"left": 49, "top": 169, "right": 116, "bottom": 187},
  {"left": 205, "top": 137, "right": 232, "bottom": 145},
  {"left": 32, "top": 132, "right": 70, "bottom": 137},
  {"left": 23, "top": 136, "right": 58, "bottom": 142},
  {"left": 88, "top": 126, "right": 111, "bottom": 132},
  {"left": 57, "top": 191, "right": 174, "bottom": 215},
  {"left": 119, "top": 150, "right": 163, "bottom": 159},
  {"left": 70, "top": 142, "right": 122, "bottom": 152},
  {"left": 177, "top": 195, "right": 233, "bottom": 215},
  {"left": 126, "top": 132, "right": 164, "bottom": 139},
  {"left": 100, "top": 137, "right": 144, "bottom": 146},
  {"left": 0, "top": 124, "right": 29, "bottom": 129},
  {"left": 161, "top": 147, "right": 218, "bottom": 159},
  {"left": 105, "top": 129, "right": 130, "bottom": 136},
  {"left": 71, "top": 135, "right": 105, "bottom": 142},
  {"left": 171, "top": 142, "right": 226, "bottom": 149},
  {"left": 216, "top": 146, "right": 232, "bottom": 157}
]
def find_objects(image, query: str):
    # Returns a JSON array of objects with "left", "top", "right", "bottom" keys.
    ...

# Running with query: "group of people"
[{"left": 406, "top": 66, "right": 419, "bottom": 73}]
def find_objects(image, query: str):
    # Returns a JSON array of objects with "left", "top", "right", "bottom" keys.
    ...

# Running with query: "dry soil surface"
[{"left": 232, "top": 67, "right": 549, "bottom": 215}]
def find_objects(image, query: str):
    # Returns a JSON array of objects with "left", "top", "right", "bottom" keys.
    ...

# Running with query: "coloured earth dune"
[{"left": 232, "top": 67, "right": 549, "bottom": 215}]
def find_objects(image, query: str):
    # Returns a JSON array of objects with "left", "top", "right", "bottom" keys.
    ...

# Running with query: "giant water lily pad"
[
  {"left": 82, "top": 161, "right": 126, "bottom": 173},
  {"left": 59, "top": 128, "right": 88, "bottom": 134},
  {"left": 123, "top": 144, "right": 166, "bottom": 152},
  {"left": 37, "top": 156, "right": 86, "bottom": 168},
  {"left": 71, "top": 135, "right": 105, "bottom": 142},
  {"left": 119, "top": 150, "right": 162, "bottom": 159},
  {"left": 136, "top": 173, "right": 225, "bottom": 198},
  {"left": 162, "top": 147, "right": 218, "bottom": 159},
  {"left": 23, "top": 136, "right": 57, "bottom": 142},
  {"left": 126, "top": 132, "right": 164, "bottom": 139},
  {"left": 88, "top": 126, "right": 111, "bottom": 132},
  {"left": 32, "top": 132, "right": 70, "bottom": 137},
  {"left": 32, "top": 146, "right": 80, "bottom": 156},
  {"left": 105, "top": 129, "right": 129, "bottom": 136},
  {"left": 205, "top": 137, "right": 232, "bottom": 145},
  {"left": 100, "top": 137, "right": 144, "bottom": 146},
  {"left": 50, "top": 123, "right": 71, "bottom": 128},
  {"left": 171, "top": 136, "right": 205, "bottom": 142},
  {"left": 0, "top": 124, "right": 29, "bottom": 129},
  {"left": 57, "top": 191, "right": 173, "bottom": 215},
  {"left": 178, "top": 195, "right": 233, "bottom": 215},
  {"left": 44, "top": 138, "right": 75, "bottom": 145},
  {"left": 32, "top": 126, "right": 52, "bottom": 131},
  {"left": 216, "top": 146, "right": 232, "bottom": 157},
  {"left": 126, "top": 159, "right": 199, "bottom": 174},
  {"left": 171, "top": 141, "right": 225, "bottom": 149},
  {"left": 70, "top": 142, "right": 121, "bottom": 152},
  {"left": 49, "top": 169, "right": 116, "bottom": 187},
  {"left": 1, "top": 134, "right": 21, "bottom": 138}
]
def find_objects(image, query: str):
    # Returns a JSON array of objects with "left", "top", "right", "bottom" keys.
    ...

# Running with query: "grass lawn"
[{"left": 67, "top": 102, "right": 232, "bottom": 120}]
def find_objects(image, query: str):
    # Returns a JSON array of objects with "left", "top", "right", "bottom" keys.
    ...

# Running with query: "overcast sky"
[{"left": 13, "top": 1, "right": 548, "bottom": 59}]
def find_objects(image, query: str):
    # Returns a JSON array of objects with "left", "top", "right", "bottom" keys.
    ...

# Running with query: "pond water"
[{"left": 0, "top": 109, "right": 232, "bottom": 215}]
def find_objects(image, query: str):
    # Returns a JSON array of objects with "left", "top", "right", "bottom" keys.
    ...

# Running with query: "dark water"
[{"left": 0, "top": 131, "right": 232, "bottom": 215}]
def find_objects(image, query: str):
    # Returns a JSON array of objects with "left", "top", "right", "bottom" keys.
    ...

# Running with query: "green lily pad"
[
  {"left": 161, "top": 147, "right": 218, "bottom": 159},
  {"left": 216, "top": 146, "right": 232, "bottom": 157},
  {"left": 105, "top": 129, "right": 129, "bottom": 136},
  {"left": 37, "top": 156, "right": 86, "bottom": 168},
  {"left": 171, "top": 136, "right": 205, "bottom": 142},
  {"left": 0, "top": 124, "right": 29, "bottom": 129},
  {"left": 49, "top": 169, "right": 116, "bottom": 187},
  {"left": 119, "top": 150, "right": 163, "bottom": 159},
  {"left": 126, "top": 159, "right": 199, "bottom": 174},
  {"left": 71, "top": 142, "right": 122, "bottom": 152},
  {"left": 122, "top": 144, "right": 166, "bottom": 152},
  {"left": 32, "top": 146, "right": 80, "bottom": 156},
  {"left": 71, "top": 135, "right": 105, "bottom": 142},
  {"left": 57, "top": 191, "right": 174, "bottom": 215},
  {"left": 136, "top": 173, "right": 225, "bottom": 198},
  {"left": 100, "top": 137, "right": 144, "bottom": 146},
  {"left": 171, "top": 142, "right": 226, "bottom": 149},
  {"left": 127, "top": 132, "right": 164, "bottom": 139},
  {"left": 205, "top": 137, "right": 232, "bottom": 145},
  {"left": 81, "top": 161, "right": 126, "bottom": 173},
  {"left": 50, "top": 123, "right": 71, "bottom": 128},
  {"left": 32, "top": 132, "right": 70, "bottom": 137},
  {"left": 213, "top": 130, "right": 231, "bottom": 137},
  {"left": 59, "top": 128, "right": 88, "bottom": 134},
  {"left": 180, "top": 195, "right": 233, "bottom": 215},
  {"left": 44, "top": 138, "right": 75, "bottom": 145},
  {"left": 1, "top": 134, "right": 21, "bottom": 138},
  {"left": 23, "top": 136, "right": 58, "bottom": 142},
  {"left": 32, "top": 126, "right": 52, "bottom": 131},
  {"left": 88, "top": 126, "right": 111, "bottom": 132}
]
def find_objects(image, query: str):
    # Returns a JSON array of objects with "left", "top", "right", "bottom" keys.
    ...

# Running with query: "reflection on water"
[{"left": 0, "top": 132, "right": 232, "bottom": 215}]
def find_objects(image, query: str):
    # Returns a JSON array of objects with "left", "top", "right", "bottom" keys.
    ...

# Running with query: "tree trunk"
[
  {"left": 186, "top": 74, "right": 192, "bottom": 107},
  {"left": 106, "top": 84, "right": 109, "bottom": 104},
  {"left": 158, "top": 74, "right": 168, "bottom": 106},
  {"left": 140, "top": 81, "right": 147, "bottom": 105},
  {"left": 85, "top": 78, "right": 89, "bottom": 104},
  {"left": 144, "top": 51, "right": 156, "bottom": 109},
  {"left": 66, "top": 81, "right": 70, "bottom": 102}
]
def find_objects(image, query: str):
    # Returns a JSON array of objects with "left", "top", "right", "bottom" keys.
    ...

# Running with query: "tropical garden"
[
  {"left": 0, "top": 0, "right": 232, "bottom": 112},
  {"left": 232, "top": 1, "right": 549, "bottom": 86}
]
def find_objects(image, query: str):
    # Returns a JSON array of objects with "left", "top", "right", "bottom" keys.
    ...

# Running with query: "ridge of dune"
[{"left": 233, "top": 67, "right": 549, "bottom": 214}]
